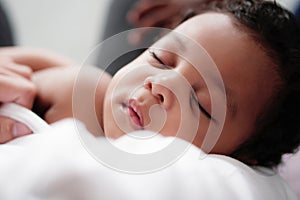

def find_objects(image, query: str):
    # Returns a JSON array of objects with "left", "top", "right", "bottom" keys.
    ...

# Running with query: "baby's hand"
[
  {"left": 0, "top": 47, "right": 75, "bottom": 71},
  {"left": 0, "top": 46, "right": 78, "bottom": 143},
  {"left": 32, "top": 66, "right": 111, "bottom": 136},
  {"left": 0, "top": 57, "right": 36, "bottom": 143},
  {"left": 32, "top": 66, "right": 76, "bottom": 123},
  {"left": 0, "top": 56, "right": 37, "bottom": 107},
  {"left": 0, "top": 116, "right": 32, "bottom": 143}
]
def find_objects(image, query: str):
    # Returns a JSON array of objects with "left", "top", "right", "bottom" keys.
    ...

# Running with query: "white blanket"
[{"left": 0, "top": 104, "right": 297, "bottom": 200}]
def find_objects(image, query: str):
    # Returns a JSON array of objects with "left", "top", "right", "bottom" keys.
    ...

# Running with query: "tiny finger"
[
  {"left": 0, "top": 76, "right": 37, "bottom": 109},
  {"left": 0, "top": 117, "right": 32, "bottom": 143}
]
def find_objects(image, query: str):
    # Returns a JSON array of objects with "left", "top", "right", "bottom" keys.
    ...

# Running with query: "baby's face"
[{"left": 103, "top": 13, "right": 277, "bottom": 154}]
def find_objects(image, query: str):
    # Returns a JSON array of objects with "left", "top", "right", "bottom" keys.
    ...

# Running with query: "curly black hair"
[{"left": 197, "top": 0, "right": 300, "bottom": 168}]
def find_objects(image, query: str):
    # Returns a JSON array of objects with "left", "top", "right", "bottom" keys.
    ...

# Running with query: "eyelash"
[
  {"left": 191, "top": 93, "right": 212, "bottom": 120},
  {"left": 149, "top": 50, "right": 170, "bottom": 69},
  {"left": 149, "top": 50, "right": 212, "bottom": 120}
]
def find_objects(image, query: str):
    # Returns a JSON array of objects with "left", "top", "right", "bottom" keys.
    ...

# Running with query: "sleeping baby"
[{"left": 0, "top": 0, "right": 300, "bottom": 199}]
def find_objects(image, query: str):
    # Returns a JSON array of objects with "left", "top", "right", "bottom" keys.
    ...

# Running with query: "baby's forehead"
[
  {"left": 151, "top": 32, "right": 215, "bottom": 70},
  {"left": 166, "top": 12, "right": 243, "bottom": 51},
  {"left": 177, "top": 12, "right": 235, "bottom": 31},
  {"left": 152, "top": 13, "right": 240, "bottom": 60}
]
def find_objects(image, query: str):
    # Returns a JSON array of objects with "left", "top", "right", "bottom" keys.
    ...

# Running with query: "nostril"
[
  {"left": 158, "top": 94, "right": 164, "bottom": 103},
  {"left": 145, "top": 81, "right": 152, "bottom": 90}
]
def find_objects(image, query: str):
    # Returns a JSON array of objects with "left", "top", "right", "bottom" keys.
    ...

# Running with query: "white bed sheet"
[{"left": 0, "top": 103, "right": 297, "bottom": 200}]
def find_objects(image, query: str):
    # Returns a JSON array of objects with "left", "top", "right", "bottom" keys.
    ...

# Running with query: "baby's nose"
[{"left": 144, "top": 73, "right": 187, "bottom": 109}]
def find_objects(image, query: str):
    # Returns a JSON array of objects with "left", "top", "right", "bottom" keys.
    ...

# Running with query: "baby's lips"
[{"left": 13, "top": 122, "right": 32, "bottom": 138}]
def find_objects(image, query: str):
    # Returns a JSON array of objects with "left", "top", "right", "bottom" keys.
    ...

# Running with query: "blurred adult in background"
[
  {"left": 97, "top": 0, "right": 141, "bottom": 75},
  {"left": 0, "top": 2, "right": 14, "bottom": 46},
  {"left": 0, "top": 1, "right": 19, "bottom": 143},
  {"left": 97, "top": 0, "right": 206, "bottom": 75},
  {"left": 295, "top": 1, "right": 300, "bottom": 20}
]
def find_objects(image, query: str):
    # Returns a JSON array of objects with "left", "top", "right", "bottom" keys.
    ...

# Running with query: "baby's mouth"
[{"left": 128, "top": 99, "right": 144, "bottom": 129}]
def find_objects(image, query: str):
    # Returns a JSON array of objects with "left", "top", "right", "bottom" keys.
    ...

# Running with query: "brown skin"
[
  {"left": 32, "top": 66, "right": 111, "bottom": 136},
  {"left": 103, "top": 13, "right": 278, "bottom": 155},
  {"left": 0, "top": 13, "right": 278, "bottom": 159},
  {"left": 0, "top": 47, "right": 111, "bottom": 141}
]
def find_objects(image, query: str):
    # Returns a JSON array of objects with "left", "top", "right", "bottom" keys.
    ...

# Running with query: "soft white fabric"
[
  {"left": 279, "top": 151, "right": 300, "bottom": 199},
  {"left": 0, "top": 103, "right": 51, "bottom": 133},
  {"left": 0, "top": 103, "right": 297, "bottom": 200}
]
